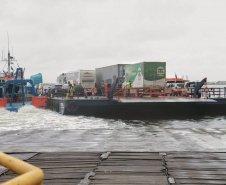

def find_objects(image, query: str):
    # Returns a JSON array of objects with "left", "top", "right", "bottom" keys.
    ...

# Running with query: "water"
[
  {"left": 0, "top": 106, "right": 128, "bottom": 130},
  {"left": 1, "top": 105, "right": 226, "bottom": 131},
  {"left": 1, "top": 106, "right": 226, "bottom": 133},
  {"left": 1, "top": 100, "right": 226, "bottom": 152}
]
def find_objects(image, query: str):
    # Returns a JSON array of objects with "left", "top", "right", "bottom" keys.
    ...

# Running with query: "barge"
[{"left": 46, "top": 78, "right": 226, "bottom": 119}]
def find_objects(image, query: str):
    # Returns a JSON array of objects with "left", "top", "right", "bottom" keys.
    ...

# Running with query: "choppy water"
[
  {"left": 0, "top": 106, "right": 129, "bottom": 130},
  {"left": 1, "top": 105, "right": 226, "bottom": 131},
  {"left": 1, "top": 105, "right": 226, "bottom": 152}
]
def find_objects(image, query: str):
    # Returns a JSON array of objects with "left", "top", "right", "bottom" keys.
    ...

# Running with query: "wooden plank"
[
  {"left": 91, "top": 172, "right": 165, "bottom": 177},
  {"left": 96, "top": 166, "right": 165, "bottom": 172},
  {"left": 167, "top": 161, "right": 226, "bottom": 169},
  {"left": 108, "top": 155, "right": 162, "bottom": 160},
  {"left": 169, "top": 173, "right": 226, "bottom": 180},
  {"left": 100, "top": 160, "right": 163, "bottom": 165},
  {"left": 175, "top": 178, "right": 226, "bottom": 184},
  {"left": 109, "top": 152, "right": 161, "bottom": 156},
  {"left": 91, "top": 174, "right": 166, "bottom": 180},
  {"left": 90, "top": 178, "right": 168, "bottom": 184},
  {"left": 169, "top": 170, "right": 226, "bottom": 175},
  {"left": 90, "top": 184, "right": 159, "bottom": 185},
  {"left": 165, "top": 159, "right": 226, "bottom": 163},
  {"left": 166, "top": 152, "right": 226, "bottom": 160}
]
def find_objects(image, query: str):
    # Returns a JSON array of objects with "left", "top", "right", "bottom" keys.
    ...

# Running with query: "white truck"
[{"left": 65, "top": 70, "right": 96, "bottom": 93}]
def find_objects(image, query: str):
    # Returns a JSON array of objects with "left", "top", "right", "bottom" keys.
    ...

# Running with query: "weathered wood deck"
[{"left": 1, "top": 152, "right": 226, "bottom": 185}]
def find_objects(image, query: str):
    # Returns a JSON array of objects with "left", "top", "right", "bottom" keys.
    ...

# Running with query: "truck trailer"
[
  {"left": 95, "top": 64, "right": 127, "bottom": 88},
  {"left": 124, "top": 62, "right": 166, "bottom": 88}
]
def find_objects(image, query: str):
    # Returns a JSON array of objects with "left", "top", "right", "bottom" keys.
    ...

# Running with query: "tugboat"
[{"left": 0, "top": 46, "right": 47, "bottom": 112}]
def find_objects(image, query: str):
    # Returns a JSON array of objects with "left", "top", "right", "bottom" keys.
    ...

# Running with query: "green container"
[{"left": 125, "top": 62, "right": 166, "bottom": 88}]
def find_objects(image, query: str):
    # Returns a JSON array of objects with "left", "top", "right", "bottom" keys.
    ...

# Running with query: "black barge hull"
[{"left": 47, "top": 97, "right": 226, "bottom": 119}]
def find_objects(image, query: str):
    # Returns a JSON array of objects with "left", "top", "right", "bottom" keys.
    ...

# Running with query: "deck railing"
[
  {"left": 113, "top": 87, "right": 226, "bottom": 99},
  {"left": 201, "top": 87, "right": 226, "bottom": 98},
  {"left": 113, "top": 87, "right": 193, "bottom": 98},
  {"left": 44, "top": 87, "right": 226, "bottom": 99},
  {"left": 0, "top": 152, "right": 44, "bottom": 185}
]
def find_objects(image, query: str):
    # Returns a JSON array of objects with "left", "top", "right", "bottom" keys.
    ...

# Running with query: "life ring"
[
  {"left": 91, "top": 88, "right": 97, "bottom": 94},
  {"left": 66, "top": 101, "right": 78, "bottom": 114},
  {"left": 84, "top": 89, "right": 87, "bottom": 94},
  {"left": 204, "top": 87, "right": 209, "bottom": 93}
]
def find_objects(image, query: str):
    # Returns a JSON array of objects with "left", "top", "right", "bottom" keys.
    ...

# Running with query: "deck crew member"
[
  {"left": 69, "top": 83, "right": 75, "bottom": 98},
  {"left": 101, "top": 82, "right": 105, "bottom": 96},
  {"left": 68, "top": 81, "right": 72, "bottom": 89},
  {"left": 62, "top": 82, "right": 70, "bottom": 97},
  {"left": 127, "top": 81, "right": 132, "bottom": 88}
]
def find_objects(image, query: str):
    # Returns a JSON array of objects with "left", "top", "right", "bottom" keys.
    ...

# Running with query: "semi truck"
[
  {"left": 95, "top": 64, "right": 127, "bottom": 88},
  {"left": 124, "top": 62, "right": 166, "bottom": 88}
]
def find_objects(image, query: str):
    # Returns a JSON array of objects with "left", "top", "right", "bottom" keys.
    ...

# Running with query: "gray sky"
[{"left": 0, "top": 0, "right": 226, "bottom": 82}]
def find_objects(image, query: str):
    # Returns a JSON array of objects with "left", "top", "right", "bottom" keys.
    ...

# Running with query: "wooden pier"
[{"left": 1, "top": 152, "right": 226, "bottom": 185}]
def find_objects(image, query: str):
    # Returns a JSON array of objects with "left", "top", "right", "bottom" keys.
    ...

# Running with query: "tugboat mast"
[
  {"left": 7, "top": 32, "right": 10, "bottom": 79},
  {"left": 1, "top": 33, "right": 17, "bottom": 80}
]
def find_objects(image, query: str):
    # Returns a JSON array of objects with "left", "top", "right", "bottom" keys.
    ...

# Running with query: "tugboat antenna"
[
  {"left": 7, "top": 32, "right": 9, "bottom": 52},
  {"left": 2, "top": 46, "right": 5, "bottom": 61}
]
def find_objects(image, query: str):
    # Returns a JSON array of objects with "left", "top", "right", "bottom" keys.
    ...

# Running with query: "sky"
[{"left": 0, "top": 0, "right": 226, "bottom": 83}]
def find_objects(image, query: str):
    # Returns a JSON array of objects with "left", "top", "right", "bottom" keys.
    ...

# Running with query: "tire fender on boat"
[
  {"left": 66, "top": 101, "right": 78, "bottom": 114},
  {"left": 48, "top": 101, "right": 53, "bottom": 110},
  {"left": 54, "top": 102, "right": 59, "bottom": 112},
  {"left": 51, "top": 101, "right": 55, "bottom": 111},
  {"left": 46, "top": 101, "right": 51, "bottom": 109},
  {"left": 52, "top": 101, "right": 59, "bottom": 112}
]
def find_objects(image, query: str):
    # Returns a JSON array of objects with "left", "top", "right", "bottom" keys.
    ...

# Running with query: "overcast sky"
[{"left": 0, "top": 0, "right": 226, "bottom": 82}]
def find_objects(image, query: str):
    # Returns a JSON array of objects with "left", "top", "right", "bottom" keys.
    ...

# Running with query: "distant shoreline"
[{"left": 207, "top": 82, "right": 226, "bottom": 85}]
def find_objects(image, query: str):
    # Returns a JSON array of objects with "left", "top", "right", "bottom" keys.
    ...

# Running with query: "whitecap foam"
[{"left": 0, "top": 105, "right": 127, "bottom": 130}]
